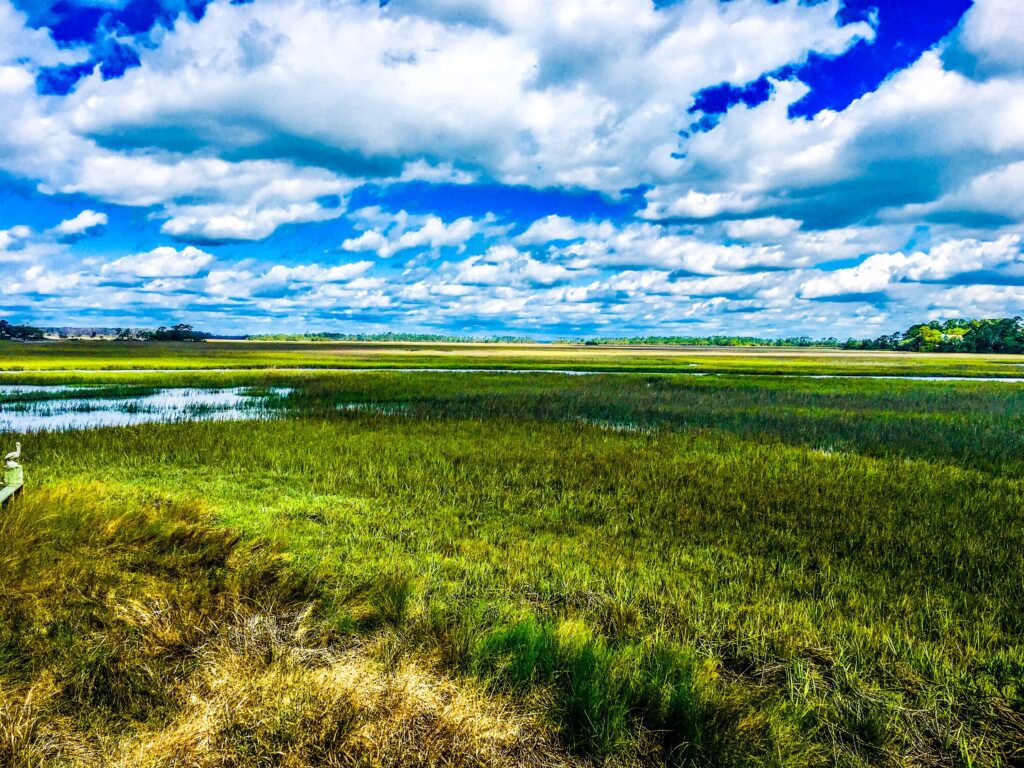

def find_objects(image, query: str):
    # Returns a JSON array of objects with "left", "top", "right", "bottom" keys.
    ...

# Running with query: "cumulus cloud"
[
  {"left": 519, "top": 218, "right": 805, "bottom": 274},
  {"left": 645, "top": 4, "right": 1024, "bottom": 230},
  {"left": 201, "top": 261, "right": 391, "bottom": 316},
  {"left": 7, "top": 225, "right": 1024, "bottom": 339},
  {"left": 261, "top": 261, "right": 374, "bottom": 284},
  {"left": 905, "top": 161, "right": 1024, "bottom": 222},
  {"left": 0, "top": 224, "right": 30, "bottom": 251},
  {"left": 641, "top": 190, "right": 767, "bottom": 221},
  {"left": 103, "top": 246, "right": 215, "bottom": 278},
  {"left": 0, "top": 9, "right": 354, "bottom": 243},
  {"left": 342, "top": 209, "right": 507, "bottom": 257},
  {"left": 799, "top": 235, "right": 1024, "bottom": 299},
  {"left": 447, "top": 245, "right": 577, "bottom": 287},
  {"left": 160, "top": 199, "right": 342, "bottom": 243},
  {"left": 514, "top": 215, "right": 616, "bottom": 245},
  {"left": 45, "top": 0, "right": 869, "bottom": 194},
  {"left": 724, "top": 217, "right": 802, "bottom": 241},
  {"left": 1, "top": 264, "right": 84, "bottom": 295},
  {"left": 52, "top": 209, "right": 108, "bottom": 241},
  {"left": 0, "top": 0, "right": 84, "bottom": 67},
  {"left": 951, "top": 0, "right": 1024, "bottom": 76},
  {"left": 57, "top": 155, "right": 354, "bottom": 242}
]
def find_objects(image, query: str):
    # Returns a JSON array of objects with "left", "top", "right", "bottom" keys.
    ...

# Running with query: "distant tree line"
[
  {"left": 843, "top": 318, "right": 1024, "bottom": 353},
  {"left": 0, "top": 320, "right": 212, "bottom": 342},
  {"left": 0, "top": 319, "right": 45, "bottom": 340},
  {"left": 248, "top": 332, "right": 534, "bottom": 343},
  {"left": 7, "top": 318, "right": 1024, "bottom": 352},
  {"left": 570, "top": 335, "right": 841, "bottom": 347},
  {"left": 115, "top": 324, "right": 210, "bottom": 342}
]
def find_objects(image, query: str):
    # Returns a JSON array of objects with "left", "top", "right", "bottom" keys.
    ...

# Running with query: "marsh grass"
[
  {"left": 2, "top": 370, "right": 1023, "bottom": 765},
  {"left": 280, "top": 372, "right": 1024, "bottom": 473},
  {"left": 0, "top": 385, "right": 163, "bottom": 403}
]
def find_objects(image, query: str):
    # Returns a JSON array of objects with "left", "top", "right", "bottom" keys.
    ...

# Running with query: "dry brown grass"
[
  {"left": 0, "top": 488, "right": 589, "bottom": 768},
  {"left": 122, "top": 624, "right": 587, "bottom": 768},
  {"left": 3, "top": 609, "right": 588, "bottom": 768}
]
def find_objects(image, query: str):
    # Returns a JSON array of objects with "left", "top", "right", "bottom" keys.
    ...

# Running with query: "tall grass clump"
[{"left": 474, "top": 619, "right": 713, "bottom": 760}]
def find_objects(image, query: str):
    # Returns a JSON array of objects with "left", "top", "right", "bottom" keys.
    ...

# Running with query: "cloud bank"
[{"left": 1, "top": 0, "right": 1022, "bottom": 336}]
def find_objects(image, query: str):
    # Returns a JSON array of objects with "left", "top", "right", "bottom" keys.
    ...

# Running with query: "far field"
[
  {"left": 5, "top": 338, "right": 1024, "bottom": 377},
  {"left": 1, "top": 342, "right": 1022, "bottom": 767}
]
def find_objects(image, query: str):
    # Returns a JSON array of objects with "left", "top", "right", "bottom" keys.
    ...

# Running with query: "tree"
[
  {"left": 139, "top": 323, "right": 209, "bottom": 342},
  {"left": 849, "top": 317, "right": 1024, "bottom": 354},
  {"left": 0, "top": 320, "right": 44, "bottom": 341}
]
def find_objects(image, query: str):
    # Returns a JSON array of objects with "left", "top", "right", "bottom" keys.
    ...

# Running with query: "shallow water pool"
[{"left": 0, "top": 386, "right": 289, "bottom": 432}]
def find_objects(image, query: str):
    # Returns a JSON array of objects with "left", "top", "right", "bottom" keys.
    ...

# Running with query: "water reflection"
[{"left": 0, "top": 387, "right": 289, "bottom": 432}]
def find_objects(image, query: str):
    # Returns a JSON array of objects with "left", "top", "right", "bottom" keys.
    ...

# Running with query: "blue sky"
[{"left": 1, "top": 0, "right": 1023, "bottom": 337}]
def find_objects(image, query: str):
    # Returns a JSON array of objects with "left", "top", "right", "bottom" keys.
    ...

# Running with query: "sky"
[{"left": 1, "top": 0, "right": 1023, "bottom": 338}]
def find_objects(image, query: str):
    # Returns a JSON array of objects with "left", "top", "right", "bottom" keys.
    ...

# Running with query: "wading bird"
[{"left": 4, "top": 442, "right": 21, "bottom": 468}]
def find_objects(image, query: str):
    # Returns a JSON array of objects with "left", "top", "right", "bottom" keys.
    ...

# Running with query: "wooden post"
[{"left": 0, "top": 465, "right": 23, "bottom": 505}]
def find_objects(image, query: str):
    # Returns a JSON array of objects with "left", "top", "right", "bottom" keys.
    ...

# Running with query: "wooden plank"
[{"left": 0, "top": 481, "right": 21, "bottom": 505}]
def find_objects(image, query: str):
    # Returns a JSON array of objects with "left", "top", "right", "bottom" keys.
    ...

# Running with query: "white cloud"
[
  {"left": 725, "top": 217, "right": 802, "bottom": 241},
  {"left": 0, "top": 224, "right": 30, "bottom": 251},
  {"left": 447, "top": 245, "right": 575, "bottom": 287},
  {"left": 0, "top": 0, "right": 85, "bottom": 67},
  {"left": 900, "top": 236, "right": 1024, "bottom": 282},
  {"left": 799, "top": 254, "right": 903, "bottom": 299},
  {"left": 160, "top": 200, "right": 341, "bottom": 242},
  {"left": 955, "top": 0, "right": 1024, "bottom": 76},
  {"left": 53, "top": 209, "right": 108, "bottom": 238},
  {"left": 199, "top": 260, "right": 379, "bottom": 303},
  {"left": 906, "top": 161, "right": 1024, "bottom": 221},
  {"left": 799, "top": 235, "right": 1024, "bottom": 298},
  {"left": 389, "top": 216, "right": 481, "bottom": 253},
  {"left": 0, "top": 14, "right": 355, "bottom": 245},
  {"left": 56, "top": 155, "right": 355, "bottom": 242},
  {"left": 262, "top": 261, "right": 374, "bottom": 284},
  {"left": 641, "top": 190, "right": 767, "bottom": 220},
  {"left": 2, "top": 264, "right": 84, "bottom": 295},
  {"left": 12, "top": 229, "right": 1024, "bottom": 338},
  {"left": 341, "top": 230, "right": 389, "bottom": 254},
  {"left": 55, "top": 0, "right": 868, "bottom": 194},
  {"left": 648, "top": 24, "right": 1024, "bottom": 230},
  {"left": 103, "top": 246, "right": 215, "bottom": 278},
  {"left": 545, "top": 220, "right": 801, "bottom": 274},
  {"left": 514, "top": 215, "right": 616, "bottom": 245},
  {"left": 342, "top": 210, "right": 506, "bottom": 257},
  {"left": 0, "top": 65, "right": 32, "bottom": 95}
]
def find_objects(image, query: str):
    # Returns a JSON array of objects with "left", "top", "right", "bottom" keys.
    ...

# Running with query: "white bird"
[{"left": 4, "top": 442, "right": 20, "bottom": 465}]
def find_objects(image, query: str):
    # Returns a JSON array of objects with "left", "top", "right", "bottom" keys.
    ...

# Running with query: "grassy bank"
[{"left": 2, "top": 371, "right": 1022, "bottom": 766}]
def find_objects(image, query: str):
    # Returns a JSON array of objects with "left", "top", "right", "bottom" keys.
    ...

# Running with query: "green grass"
[{"left": 2, "top": 365, "right": 1023, "bottom": 766}]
